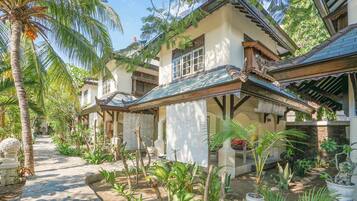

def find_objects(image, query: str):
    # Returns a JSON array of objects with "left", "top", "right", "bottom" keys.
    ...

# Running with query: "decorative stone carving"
[
  {"left": 0, "top": 138, "right": 21, "bottom": 161},
  {"left": 0, "top": 138, "right": 21, "bottom": 187}
]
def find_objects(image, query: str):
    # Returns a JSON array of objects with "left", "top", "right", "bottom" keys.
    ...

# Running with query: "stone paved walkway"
[{"left": 21, "top": 136, "right": 125, "bottom": 201}]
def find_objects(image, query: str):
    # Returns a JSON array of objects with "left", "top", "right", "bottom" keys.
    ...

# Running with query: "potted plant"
[
  {"left": 321, "top": 143, "right": 357, "bottom": 201},
  {"left": 210, "top": 120, "right": 306, "bottom": 201}
]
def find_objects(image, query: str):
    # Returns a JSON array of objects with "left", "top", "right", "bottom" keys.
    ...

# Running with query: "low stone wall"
[{"left": 286, "top": 121, "right": 350, "bottom": 158}]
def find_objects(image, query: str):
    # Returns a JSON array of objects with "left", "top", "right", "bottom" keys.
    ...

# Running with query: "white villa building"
[
  {"left": 128, "top": 0, "right": 314, "bottom": 177},
  {"left": 79, "top": 52, "right": 159, "bottom": 150}
]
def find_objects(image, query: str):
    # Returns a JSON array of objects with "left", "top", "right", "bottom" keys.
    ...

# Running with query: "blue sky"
[
  {"left": 107, "top": 0, "right": 152, "bottom": 51},
  {"left": 107, "top": 0, "right": 275, "bottom": 51}
]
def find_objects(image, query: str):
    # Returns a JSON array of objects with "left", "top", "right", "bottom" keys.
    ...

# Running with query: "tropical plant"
[
  {"left": 113, "top": 183, "right": 143, "bottom": 201},
  {"left": 83, "top": 148, "right": 113, "bottom": 164},
  {"left": 210, "top": 120, "right": 306, "bottom": 186},
  {"left": 259, "top": 186, "right": 335, "bottom": 201},
  {"left": 149, "top": 161, "right": 199, "bottom": 201},
  {"left": 0, "top": 0, "right": 122, "bottom": 172},
  {"left": 298, "top": 187, "right": 336, "bottom": 201},
  {"left": 294, "top": 159, "right": 314, "bottom": 177},
  {"left": 55, "top": 143, "right": 81, "bottom": 156},
  {"left": 100, "top": 169, "right": 117, "bottom": 186},
  {"left": 199, "top": 166, "right": 222, "bottom": 201},
  {"left": 259, "top": 185, "right": 287, "bottom": 201},
  {"left": 320, "top": 143, "right": 357, "bottom": 186},
  {"left": 320, "top": 139, "right": 338, "bottom": 154},
  {"left": 272, "top": 163, "right": 293, "bottom": 190}
]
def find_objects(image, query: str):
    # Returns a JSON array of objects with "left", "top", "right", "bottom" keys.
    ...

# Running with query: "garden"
[{"left": 79, "top": 120, "right": 356, "bottom": 201}]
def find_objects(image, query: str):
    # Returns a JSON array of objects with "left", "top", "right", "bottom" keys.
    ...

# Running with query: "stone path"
[{"left": 21, "top": 136, "right": 125, "bottom": 201}]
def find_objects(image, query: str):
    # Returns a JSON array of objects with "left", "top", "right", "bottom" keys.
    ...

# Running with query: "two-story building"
[
  {"left": 129, "top": 0, "right": 314, "bottom": 177},
  {"left": 79, "top": 49, "right": 159, "bottom": 150}
]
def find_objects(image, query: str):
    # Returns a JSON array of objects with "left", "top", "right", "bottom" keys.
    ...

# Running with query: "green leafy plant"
[
  {"left": 83, "top": 149, "right": 113, "bottom": 164},
  {"left": 113, "top": 183, "right": 142, "bottom": 201},
  {"left": 210, "top": 120, "right": 306, "bottom": 186},
  {"left": 259, "top": 186, "right": 335, "bottom": 201},
  {"left": 272, "top": 163, "right": 293, "bottom": 190},
  {"left": 199, "top": 166, "right": 222, "bottom": 201},
  {"left": 320, "top": 143, "right": 357, "bottom": 186},
  {"left": 100, "top": 169, "right": 116, "bottom": 186},
  {"left": 294, "top": 159, "right": 314, "bottom": 177},
  {"left": 56, "top": 143, "right": 81, "bottom": 156},
  {"left": 320, "top": 139, "right": 338, "bottom": 154},
  {"left": 298, "top": 187, "right": 336, "bottom": 201},
  {"left": 259, "top": 185, "right": 287, "bottom": 201},
  {"left": 149, "top": 161, "right": 199, "bottom": 200}
]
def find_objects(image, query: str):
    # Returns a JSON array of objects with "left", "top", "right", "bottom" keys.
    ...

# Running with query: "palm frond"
[
  {"left": 47, "top": 17, "right": 103, "bottom": 69},
  {"left": 39, "top": 40, "right": 77, "bottom": 97},
  {"left": 23, "top": 39, "right": 47, "bottom": 109}
]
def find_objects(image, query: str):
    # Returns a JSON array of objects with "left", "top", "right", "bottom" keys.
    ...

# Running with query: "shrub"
[
  {"left": 83, "top": 149, "right": 113, "bottom": 164},
  {"left": 56, "top": 143, "right": 81, "bottom": 156},
  {"left": 294, "top": 159, "right": 314, "bottom": 177},
  {"left": 272, "top": 163, "right": 294, "bottom": 190}
]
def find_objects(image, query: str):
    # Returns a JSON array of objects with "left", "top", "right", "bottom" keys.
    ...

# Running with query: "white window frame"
[
  {"left": 172, "top": 47, "right": 204, "bottom": 80},
  {"left": 103, "top": 79, "right": 111, "bottom": 95}
]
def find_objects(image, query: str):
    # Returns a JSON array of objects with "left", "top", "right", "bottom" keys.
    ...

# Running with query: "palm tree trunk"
[
  {"left": 10, "top": 20, "right": 34, "bottom": 173},
  {"left": 0, "top": 106, "right": 5, "bottom": 128}
]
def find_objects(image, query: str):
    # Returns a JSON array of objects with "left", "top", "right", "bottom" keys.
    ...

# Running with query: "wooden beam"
[
  {"left": 233, "top": 96, "right": 251, "bottom": 112},
  {"left": 350, "top": 74, "right": 357, "bottom": 115},
  {"left": 214, "top": 97, "right": 224, "bottom": 111},
  {"left": 241, "top": 81, "right": 314, "bottom": 114},
  {"left": 230, "top": 94, "right": 234, "bottom": 119},
  {"left": 129, "top": 81, "right": 242, "bottom": 111},
  {"left": 222, "top": 95, "right": 226, "bottom": 120},
  {"left": 97, "top": 111, "right": 103, "bottom": 119},
  {"left": 264, "top": 113, "right": 269, "bottom": 123},
  {"left": 107, "top": 111, "right": 114, "bottom": 119},
  {"left": 242, "top": 41, "right": 280, "bottom": 61},
  {"left": 271, "top": 55, "right": 357, "bottom": 83}
]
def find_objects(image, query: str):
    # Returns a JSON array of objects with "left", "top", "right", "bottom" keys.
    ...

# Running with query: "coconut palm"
[{"left": 0, "top": 0, "right": 122, "bottom": 173}]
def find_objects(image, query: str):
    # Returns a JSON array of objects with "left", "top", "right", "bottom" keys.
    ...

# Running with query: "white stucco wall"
[
  {"left": 166, "top": 100, "right": 209, "bottom": 167},
  {"left": 98, "top": 60, "right": 133, "bottom": 97},
  {"left": 158, "top": 4, "right": 279, "bottom": 85},
  {"left": 123, "top": 112, "right": 154, "bottom": 150},
  {"left": 80, "top": 84, "right": 98, "bottom": 107}
]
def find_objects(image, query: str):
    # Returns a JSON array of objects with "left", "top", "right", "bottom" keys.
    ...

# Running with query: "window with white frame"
[
  {"left": 172, "top": 47, "right": 204, "bottom": 79},
  {"left": 103, "top": 78, "right": 111, "bottom": 95},
  {"left": 83, "top": 90, "right": 88, "bottom": 104}
]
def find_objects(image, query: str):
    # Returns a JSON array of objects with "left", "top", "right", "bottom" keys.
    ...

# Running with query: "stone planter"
[
  {"left": 326, "top": 181, "right": 355, "bottom": 201},
  {"left": 246, "top": 192, "right": 264, "bottom": 201}
]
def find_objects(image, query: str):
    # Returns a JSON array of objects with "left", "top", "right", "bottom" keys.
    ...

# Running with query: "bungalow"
[
  {"left": 269, "top": 0, "right": 357, "bottom": 184},
  {"left": 129, "top": 0, "right": 314, "bottom": 177},
  {"left": 79, "top": 47, "right": 159, "bottom": 150}
]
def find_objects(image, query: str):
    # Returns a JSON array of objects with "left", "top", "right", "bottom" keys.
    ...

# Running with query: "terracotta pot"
[
  {"left": 246, "top": 192, "right": 264, "bottom": 201},
  {"left": 326, "top": 181, "right": 355, "bottom": 201}
]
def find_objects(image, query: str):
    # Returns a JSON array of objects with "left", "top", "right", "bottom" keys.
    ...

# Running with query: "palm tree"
[{"left": 0, "top": 0, "right": 122, "bottom": 173}]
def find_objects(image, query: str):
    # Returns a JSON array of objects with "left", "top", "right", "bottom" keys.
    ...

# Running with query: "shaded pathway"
[{"left": 21, "top": 136, "right": 125, "bottom": 201}]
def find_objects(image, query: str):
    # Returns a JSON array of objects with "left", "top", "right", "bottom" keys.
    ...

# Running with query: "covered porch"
[
  {"left": 80, "top": 91, "right": 155, "bottom": 150},
  {"left": 130, "top": 66, "right": 313, "bottom": 177}
]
